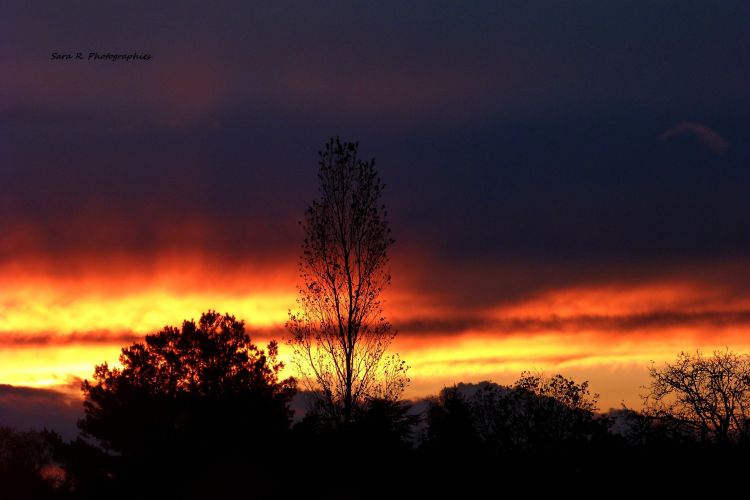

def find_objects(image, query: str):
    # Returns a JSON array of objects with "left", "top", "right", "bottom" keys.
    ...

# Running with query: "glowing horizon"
[{"left": 2, "top": 254, "right": 749, "bottom": 410}]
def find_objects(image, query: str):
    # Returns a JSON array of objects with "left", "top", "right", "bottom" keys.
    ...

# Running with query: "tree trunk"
[{"left": 344, "top": 355, "right": 353, "bottom": 425}]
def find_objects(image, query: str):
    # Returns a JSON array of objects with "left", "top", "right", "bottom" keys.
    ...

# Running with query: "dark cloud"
[
  {"left": 6, "top": 309, "right": 747, "bottom": 344},
  {"left": 0, "top": 327, "right": 286, "bottom": 347},
  {"left": 0, "top": 331, "right": 141, "bottom": 346},
  {"left": 1, "top": 0, "right": 749, "bottom": 303},
  {"left": 393, "top": 256, "right": 750, "bottom": 311},
  {"left": 660, "top": 122, "right": 729, "bottom": 153},
  {"left": 398, "top": 310, "right": 750, "bottom": 337},
  {"left": 0, "top": 385, "right": 82, "bottom": 440}
]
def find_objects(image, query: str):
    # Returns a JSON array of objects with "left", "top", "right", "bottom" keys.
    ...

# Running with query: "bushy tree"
[
  {"left": 507, "top": 373, "right": 602, "bottom": 451},
  {"left": 79, "top": 311, "right": 296, "bottom": 493}
]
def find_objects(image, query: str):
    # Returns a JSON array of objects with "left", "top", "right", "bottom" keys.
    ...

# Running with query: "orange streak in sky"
[{"left": 2, "top": 259, "right": 749, "bottom": 410}]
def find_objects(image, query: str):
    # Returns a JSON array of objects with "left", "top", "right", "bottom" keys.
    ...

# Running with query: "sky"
[{"left": 1, "top": 1, "right": 749, "bottom": 433}]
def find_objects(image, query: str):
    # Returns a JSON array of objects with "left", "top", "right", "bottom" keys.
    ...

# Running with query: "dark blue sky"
[{"left": 2, "top": 0, "right": 749, "bottom": 298}]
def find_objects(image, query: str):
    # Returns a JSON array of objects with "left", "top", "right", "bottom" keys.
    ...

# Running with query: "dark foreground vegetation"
[{"left": 2, "top": 311, "right": 749, "bottom": 499}]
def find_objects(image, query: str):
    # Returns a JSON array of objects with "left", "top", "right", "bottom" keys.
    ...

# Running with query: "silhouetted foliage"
[
  {"left": 78, "top": 311, "right": 295, "bottom": 495},
  {"left": 288, "top": 137, "right": 407, "bottom": 425},
  {"left": 425, "top": 375, "right": 605, "bottom": 456},
  {"left": 286, "top": 395, "right": 418, "bottom": 499},
  {"left": 505, "top": 373, "right": 604, "bottom": 452},
  {"left": 51, "top": 437, "right": 112, "bottom": 499},
  {"left": 606, "top": 408, "right": 696, "bottom": 448},
  {"left": 0, "top": 427, "right": 63, "bottom": 499},
  {"left": 641, "top": 349, "right": 750, "bottom": 444},
  {"left": 352, "top": 398, "right": 419, "bottom": 452},
  {"left": 420, "top": 371, "right": 750, "bottom": 495},
  {"left": 424, "top": 386, "right": 479, "bottom": 454},
  {"left": 5, "top": 367, "right": 749, "bottom": 499}
]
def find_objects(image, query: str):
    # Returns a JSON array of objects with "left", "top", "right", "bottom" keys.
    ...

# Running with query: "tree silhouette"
[
  {"left": 425, "top": 375, "right": 604, "bottom": 456},
  {"left": 476, "top": 374, "right": 603, "bottom": 453},
  {"left": 78, "top": 311, "right": 295, "bottom": 494},
  {"left": 641, "top": 349, "right": 750, "bottom": 443},
  {"left": 0, "top": 427, "right": 62, "bottom": 499},
  {"left": 352, "top": 398, "right": 418, "bottom": 452},
  {"left": 514, "top": 372, "right": 599, "bottom": 413},
  {"left": 290, "top": 396, "right": 418, "bottom": 494},
  {"left": 424, "top": 386, "right": 479, "bottom": 454},
  {"left": 287, "top": 137, "right": 407, "bottom": 425}
]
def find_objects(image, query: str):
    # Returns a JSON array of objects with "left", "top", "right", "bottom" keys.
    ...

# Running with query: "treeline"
[{"left": 2, "top": 313, "right": 749, "bottom": 498}]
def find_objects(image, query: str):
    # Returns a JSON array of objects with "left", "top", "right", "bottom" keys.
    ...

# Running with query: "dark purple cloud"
[
  {"left": 0, "top": 385, "right": 82, "bottom": 440},
  {"left": 1, "top": 0, "right": 748, "bottom": 303},
  {"left": 397, "top": 310, "right": 750, "bottom": 337}
]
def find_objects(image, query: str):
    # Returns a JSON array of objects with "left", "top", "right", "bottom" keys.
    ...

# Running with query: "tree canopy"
[{"left": 78, "top": 311, "right": 296, "bottom": 493}]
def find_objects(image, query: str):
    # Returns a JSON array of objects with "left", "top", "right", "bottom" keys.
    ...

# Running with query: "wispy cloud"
[{"left": 660, "top": 122, "right": 729, "bottom": 153}]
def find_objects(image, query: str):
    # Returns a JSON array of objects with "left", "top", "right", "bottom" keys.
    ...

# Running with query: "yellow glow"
[
  {"left": 395, "top": 326, "right": 750, "bottom": 409},
  {"left": 2, "top": 262, "right": 750, "bottom": 411},
  {"left": 0, "top": 338, "right": 295, "bottom": 392},
  {"left": 0, "top": 344, "right": 122, "bottom": 388},
  {"left": 0, "top": 287, "right": 294, "bottom": 335}
]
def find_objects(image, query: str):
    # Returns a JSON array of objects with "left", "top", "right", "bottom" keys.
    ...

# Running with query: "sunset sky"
[{"left": 1, "top": 1, "right": 749, "bottom": 432}]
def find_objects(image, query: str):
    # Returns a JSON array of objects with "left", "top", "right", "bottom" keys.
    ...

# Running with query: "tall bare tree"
[
  {"left": 287, "top": 137, "right": 407, "bottom": 425},
  {"left": 641, "top": 350, "right": 750, "bottom": 443}
]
